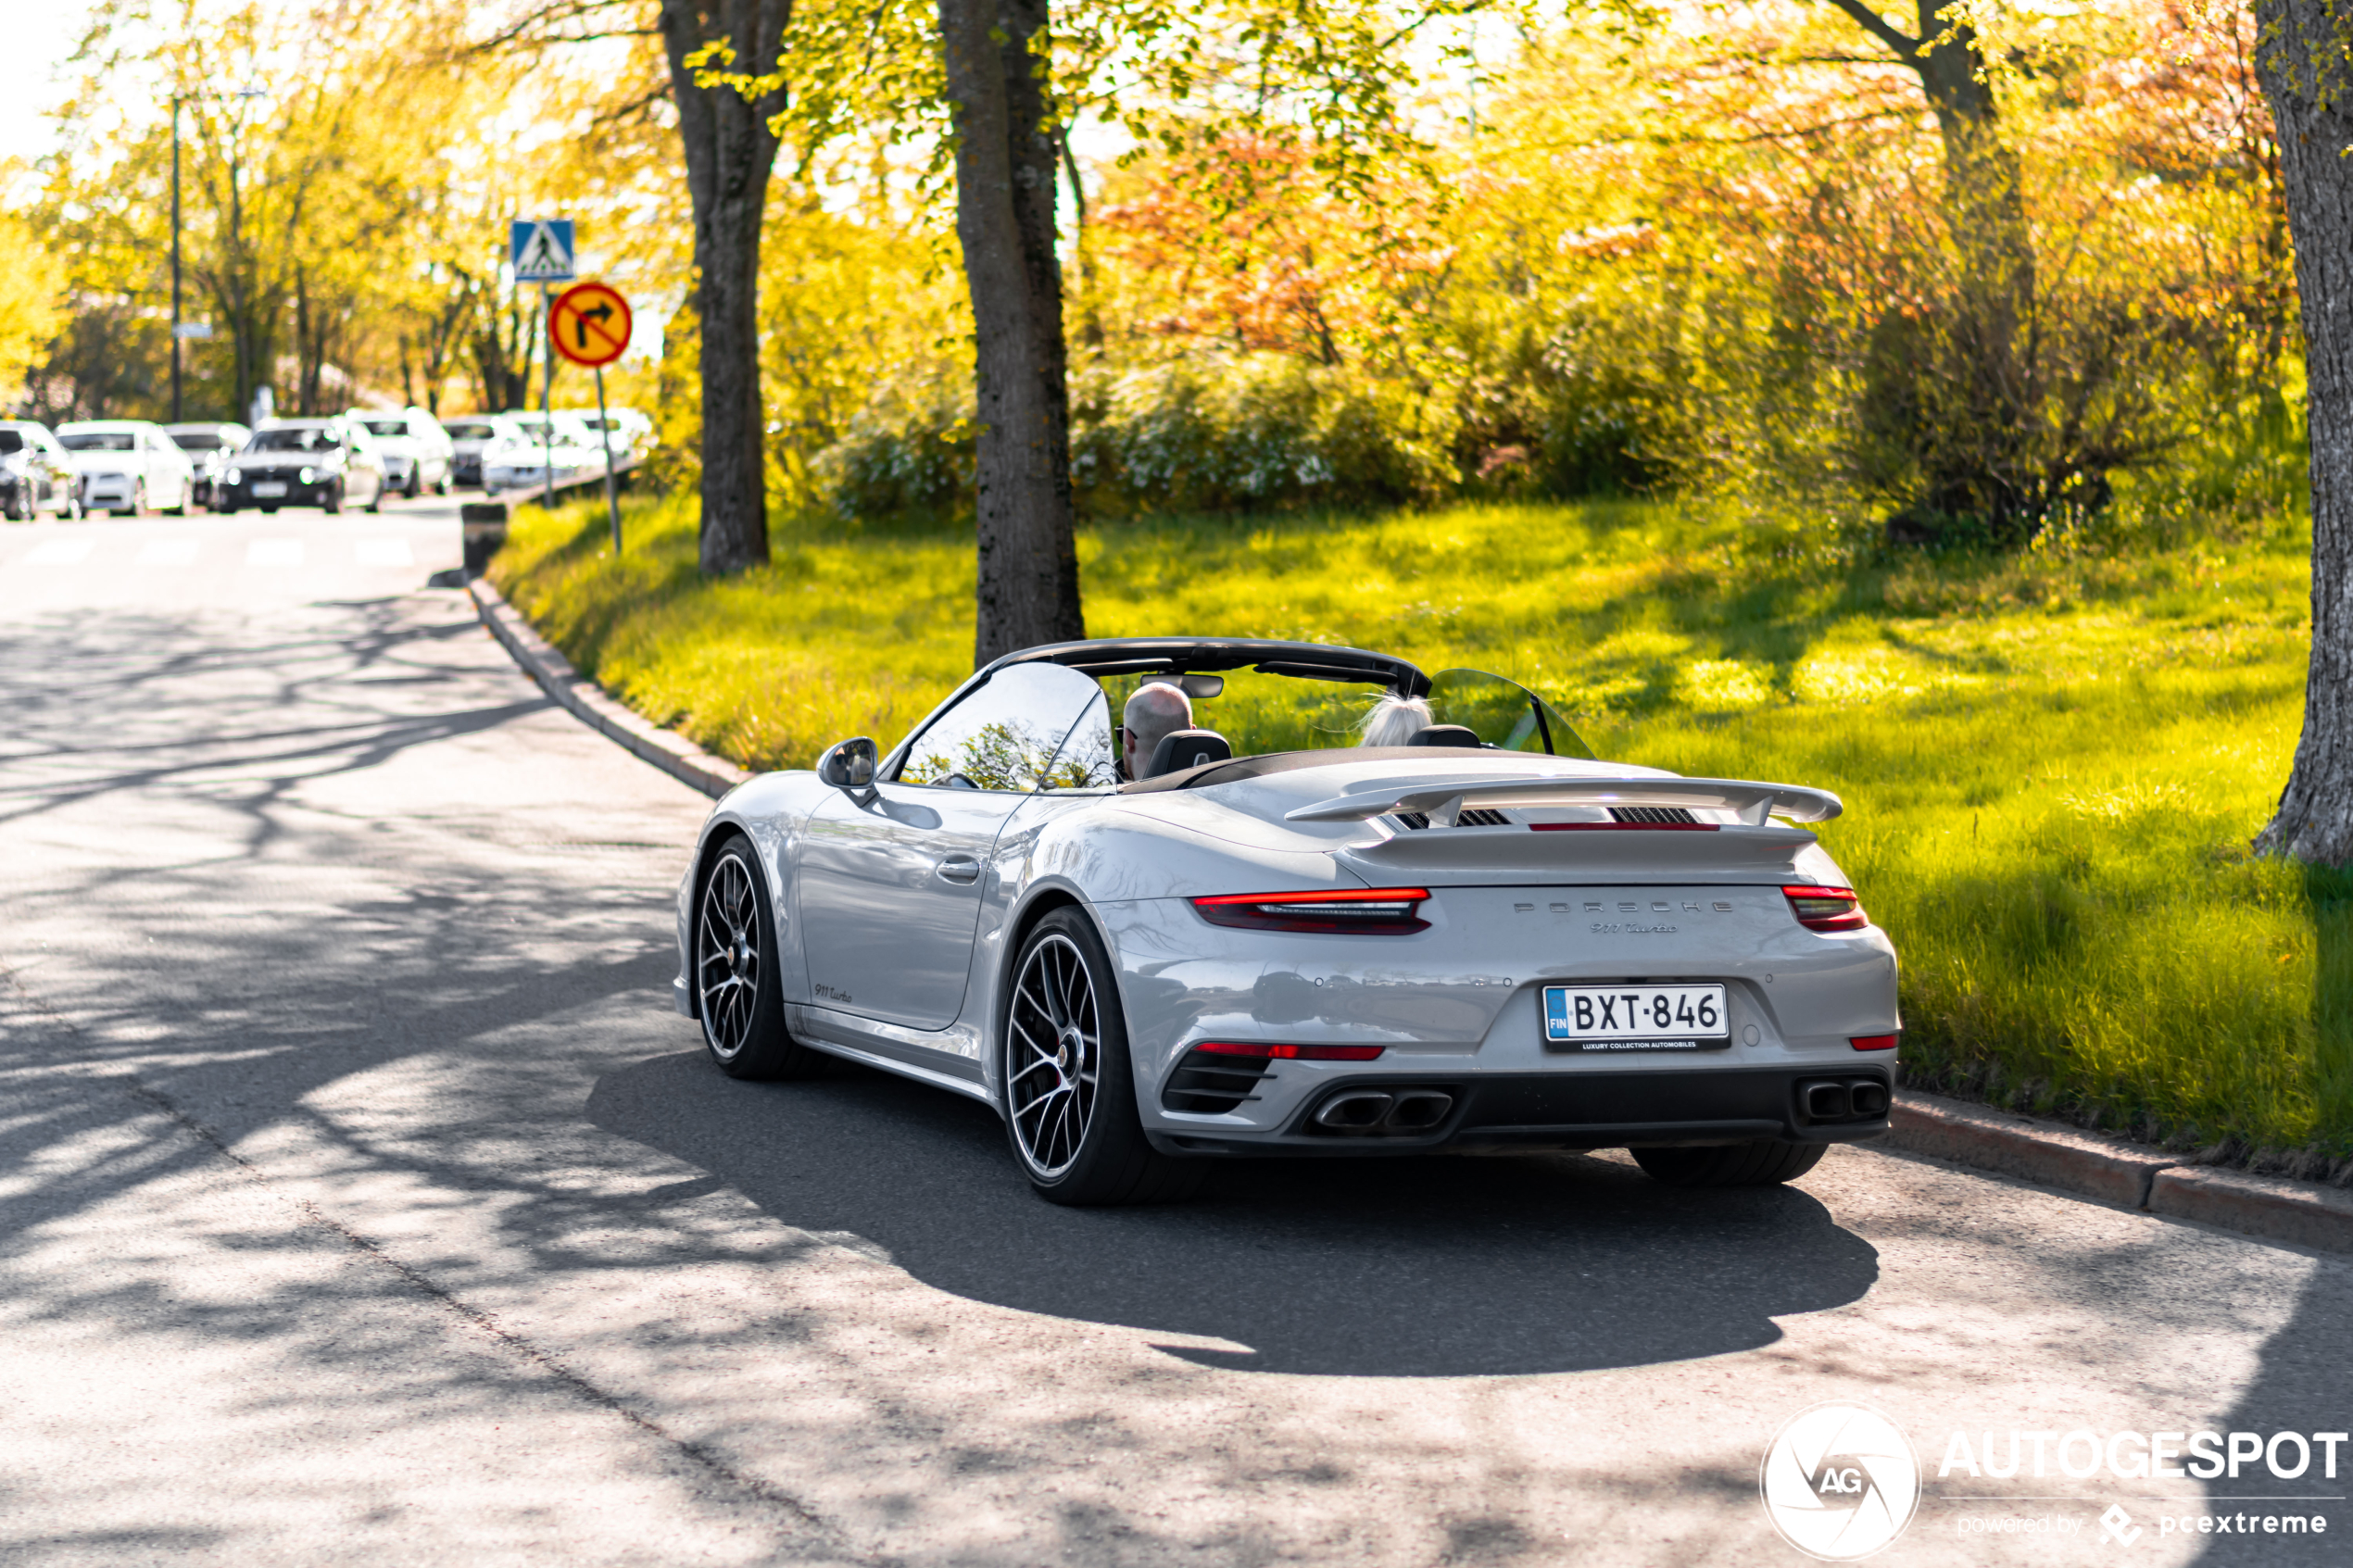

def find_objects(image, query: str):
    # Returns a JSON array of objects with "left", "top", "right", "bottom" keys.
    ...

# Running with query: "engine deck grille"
[{"left": 1608, "top": 805, "right": 1698, "bottom": 824}]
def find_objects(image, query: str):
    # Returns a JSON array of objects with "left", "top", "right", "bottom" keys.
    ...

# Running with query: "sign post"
[
  {"left": 510, "top": 220, "right": 576, "bottom": 512},
  {"left": 548, "top": 281, "right": 635, "bottom": 553}
]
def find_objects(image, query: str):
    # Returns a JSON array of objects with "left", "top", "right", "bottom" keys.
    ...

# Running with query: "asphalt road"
[{"left": 0, "top": 503, "right": 2345, "bottom": 1567}]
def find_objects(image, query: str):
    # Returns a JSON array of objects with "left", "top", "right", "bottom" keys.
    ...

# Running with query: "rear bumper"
[{"left": 1145, "top": 1063, "right": 1894, "bottom": 1157}]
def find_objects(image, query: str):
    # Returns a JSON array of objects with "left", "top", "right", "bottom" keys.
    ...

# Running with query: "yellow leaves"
[{"left": 0, "top": 215, "right": 62, "bottom": 394}]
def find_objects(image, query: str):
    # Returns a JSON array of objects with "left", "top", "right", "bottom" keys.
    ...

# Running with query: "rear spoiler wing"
[{"left": 1283, "top": 774, "right": 1843, "bottom": 826}]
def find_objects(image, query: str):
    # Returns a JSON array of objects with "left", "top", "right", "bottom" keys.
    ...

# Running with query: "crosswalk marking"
[
  {"left": 355, "top": 539, "right": 412, "bottom": 567},
  {"left": 245, "top": 539, "right": 303, "bottom": 567},
  {"left": 136, "top": 540, "right": 201, "bottom": 567},
  {"left": 23, "top": 539, "right": 94, "bottom": 566}
]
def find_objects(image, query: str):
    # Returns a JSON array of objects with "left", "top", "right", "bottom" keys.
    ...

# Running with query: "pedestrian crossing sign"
[{"left": 510, "top": 219, "right": 575, "bottom": 283}]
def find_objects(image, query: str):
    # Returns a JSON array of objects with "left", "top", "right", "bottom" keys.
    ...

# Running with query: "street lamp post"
[{"left": 170, "top": 96, "right": 182, "bottom": 423}]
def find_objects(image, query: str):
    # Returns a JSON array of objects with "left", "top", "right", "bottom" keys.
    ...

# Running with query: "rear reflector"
[
  {"left": 1783, "top": 884, "right": 1868, "bottom": 933},
  {"left": 1192, "top": 887, "right": 1431, "bottom": 935},
  {"left": 1849, "top": 1034, "right": 1899, "bottom": 1051},
  {"left": 1190, "top": 1040, "right": 1388, "bottom": 1061}
]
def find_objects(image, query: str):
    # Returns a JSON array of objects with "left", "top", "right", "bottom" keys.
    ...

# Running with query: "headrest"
[
  {"left": 1410, "top": 724, "right": 1484, "bottom": 747},
  {"left": 1147, "top": 728, "right": 1232, "bottom": 778}
]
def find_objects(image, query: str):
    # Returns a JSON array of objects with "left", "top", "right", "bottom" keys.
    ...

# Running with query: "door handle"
[{"left": 936, "top": 855, "right": 982, "bottom": 885}]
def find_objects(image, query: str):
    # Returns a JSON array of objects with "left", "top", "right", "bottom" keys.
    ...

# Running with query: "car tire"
[
  {"left": 4, "top": 487, "right": 25, "bottom": 521},
  {"left": 404, "top": 470, "right": 421, "bottom": 499},
  {"left": 1002, "top": 908, "right": 1203, "bottom": 1206},
  {"left": 321, "top": 481, "right": 342, "bottom": 516},
  {"left": 1629, "top": 1139, "right": 1827, "bottom": 1187},
  {"left": 694, "top": 833, "right": 827, "bottom": 1080},
  {"left": 364, "top": 483, "right": 382, "bottom": 514}
]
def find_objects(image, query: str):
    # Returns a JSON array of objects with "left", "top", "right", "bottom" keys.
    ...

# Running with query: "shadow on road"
[{"left": 589, "top": 1050, "right": 1881, "bottom": 1377}]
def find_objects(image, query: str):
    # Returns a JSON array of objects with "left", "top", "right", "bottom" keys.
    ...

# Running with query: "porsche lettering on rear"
[{"left": 671, "top": 637, "right": 1901, "bottom": 1206}]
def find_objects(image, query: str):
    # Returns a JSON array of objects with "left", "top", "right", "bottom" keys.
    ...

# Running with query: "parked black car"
[
  {"left": 215, "top": 419, "right": 388, "bottom": 514},
  {"left": 0, "top": 421, "right": 81, "bottom": 520}
]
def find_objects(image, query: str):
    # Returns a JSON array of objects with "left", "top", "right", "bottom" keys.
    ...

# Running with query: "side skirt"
[{"left": 784, "top": 1002, "right": 995, "bottom": 1109}]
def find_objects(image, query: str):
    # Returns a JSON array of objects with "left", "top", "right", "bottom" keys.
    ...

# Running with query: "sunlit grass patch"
[{"left": 491, "top": 491, "right": 2342, "bottom": 1161}]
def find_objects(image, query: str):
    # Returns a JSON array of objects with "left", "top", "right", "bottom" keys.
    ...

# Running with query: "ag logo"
[{"left": 1759, "top": 1402, "right": 1921, "bottom": 1561}]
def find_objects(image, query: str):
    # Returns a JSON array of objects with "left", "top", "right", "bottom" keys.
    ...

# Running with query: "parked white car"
[
  {"left": 348, "top": 407, "right": 456, "bottom": 498},
  {"left": 484, "top": 411, "right": 608, "bottom": 495},
  {"left": 1, "top": 421, "right": 82, "bottom": 520},
  {"left": 559, "top": 406, "right": 653, "bottom": 468},
  {"left": 56, "top": 420, "right": 198, "bottom": 516},
  {"left": 164, "top": 422, "right": 253, "bottom": 510},
  {"left": 444, "top": 413, "right": 524, "bottom": 490}
]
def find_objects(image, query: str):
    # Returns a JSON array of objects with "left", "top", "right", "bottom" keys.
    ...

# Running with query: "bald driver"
[{"left": 1122, "top": 682, "right": 1194, "bottom": 781}]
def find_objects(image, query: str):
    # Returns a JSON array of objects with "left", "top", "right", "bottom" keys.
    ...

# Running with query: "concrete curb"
[
  {"left": 464, "top": 576, "right": 753, "bottom": 801},
  {"left": 1882, "top": 1089, "right": 2353, "bottom": 1254},
  {"left": 2148, "top": 1166, "right": 2353, "bottom": 1255}
]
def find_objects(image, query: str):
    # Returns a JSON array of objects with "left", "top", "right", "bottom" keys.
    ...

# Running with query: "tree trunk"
[
  {"left": 937, "top": 0, "right": 1085, "bottom": 667},
  {"left": 659, "top": 0, "right": 792, "bottom": 576},
  {"left": 2254, "top": 0, "right": 2353, "bottom": 864}
]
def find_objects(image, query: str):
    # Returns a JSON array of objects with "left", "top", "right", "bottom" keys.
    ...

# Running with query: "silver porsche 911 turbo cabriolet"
[{"left": 673, "top": 637, "right": 1899, "bottom": 1205}]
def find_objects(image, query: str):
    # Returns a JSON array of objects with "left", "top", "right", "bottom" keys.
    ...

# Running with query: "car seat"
[
  {"left": 1147, "top": 729, "right": 1232, "bottom": 777},
  {"left": 1409, "top": 724, "right": 1483, "bottom": 747}
]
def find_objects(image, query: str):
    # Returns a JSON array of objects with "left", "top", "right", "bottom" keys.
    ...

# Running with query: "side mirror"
[{"left": 818, "top": 736, "right": 878, "bottom": 800}]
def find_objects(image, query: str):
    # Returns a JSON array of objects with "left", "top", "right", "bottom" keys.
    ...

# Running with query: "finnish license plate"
[
  {"left": 1543, "top": 984, "right": 1730, "bottom": 1051},
  {"left": 253, "top": 482, "right": 287, "bottom": 497}
]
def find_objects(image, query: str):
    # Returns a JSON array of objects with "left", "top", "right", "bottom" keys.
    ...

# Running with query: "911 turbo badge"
[{"left": 675, "top": 637, "right": 1899, "bottom": 1205}]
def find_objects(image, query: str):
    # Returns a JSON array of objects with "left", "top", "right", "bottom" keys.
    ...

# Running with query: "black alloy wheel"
[
  {"left": 1003, "top": 909, "right": 1202, "bottom": 1205},
  {"left": 1629, "top": 1139, "right": 1827, "bottom": 1187},
  {"left": 694, "top": 833, "right": 824, "bottom": 1080}
]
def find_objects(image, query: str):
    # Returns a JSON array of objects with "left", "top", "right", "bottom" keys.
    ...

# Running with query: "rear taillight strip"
[{"left": 1193, "top": 886, "right": 1432, "bottom": 935}]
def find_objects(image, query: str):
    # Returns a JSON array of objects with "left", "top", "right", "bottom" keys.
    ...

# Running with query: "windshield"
[
  {"left": 248, "top": 427, "right": 341, "bottom": 452},
  {"left": 446, "top": 421, "right": 495, "bottom": 440},
  {"left": 360, "top": 420, "right": 408, "bottom": 438},
  {"left": 170, "top": 433, "right": 226, "bottom": 451},
  {"left": 60, "top": 432, "right": 135, "bottom": 451},
  {"left": 1427, "top": 669, "right": 1592, "bottom": 759},
  {"left": 0, "top": 431, "right": 22, "bottom": 454}
]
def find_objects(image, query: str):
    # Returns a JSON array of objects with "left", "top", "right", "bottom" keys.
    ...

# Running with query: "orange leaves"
[{"left": 1090, "top": 132, "right": 1450, "bottom": 366}]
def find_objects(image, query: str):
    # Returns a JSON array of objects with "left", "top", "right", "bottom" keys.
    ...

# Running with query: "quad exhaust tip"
[{"left": 1312, "top": 1088, "right": 1455, "bottom": 1135}]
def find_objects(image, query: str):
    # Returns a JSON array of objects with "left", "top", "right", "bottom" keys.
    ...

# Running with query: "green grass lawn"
[{"left": 491, "top": 490, "right": 2348, "bottom": 1170}]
